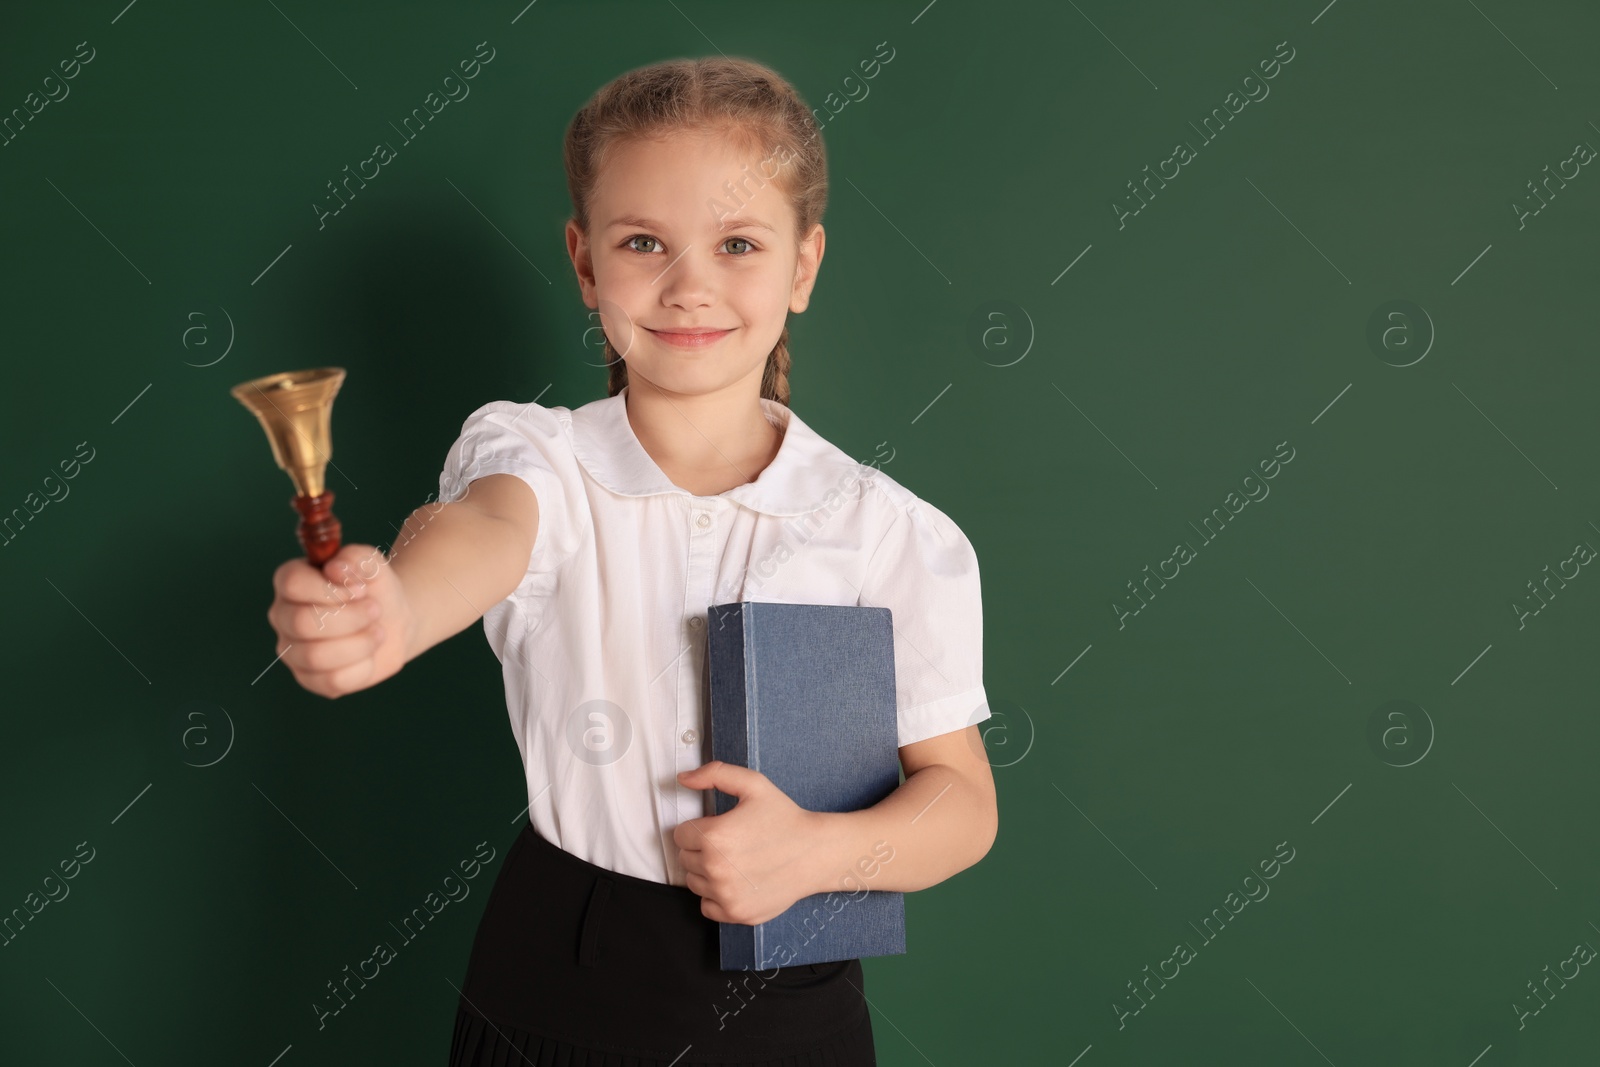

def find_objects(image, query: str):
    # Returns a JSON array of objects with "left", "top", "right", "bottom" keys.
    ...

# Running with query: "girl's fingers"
[
  {"left": 272, "top": 555, "right": 373, "bottom": 607},
  {"left": 280, "top": 622, "right": 386, "bottom": 675},
  {"left": 270, "top": 596, "right": 382, "bottom": 641},
  {"left": 291, "top": 657, "right": 379, "bottom": 698}
]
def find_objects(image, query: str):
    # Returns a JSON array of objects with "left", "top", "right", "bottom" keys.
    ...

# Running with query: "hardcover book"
[{"left": 704, "top": 600, "right": 907, "bottom": 971}]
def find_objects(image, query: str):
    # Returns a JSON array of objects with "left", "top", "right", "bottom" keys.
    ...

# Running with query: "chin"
[{"left": 628, "top": 361, "right": 763, "bottom": 397}]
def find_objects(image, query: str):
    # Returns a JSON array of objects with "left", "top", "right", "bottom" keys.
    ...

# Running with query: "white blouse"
[{"left": 436, "top": 384, "right": 991, "bottom": 886}]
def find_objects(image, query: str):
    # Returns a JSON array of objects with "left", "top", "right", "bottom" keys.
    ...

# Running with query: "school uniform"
[{"left": 436, "top": 384, "right": 990, "bottom": 1065}]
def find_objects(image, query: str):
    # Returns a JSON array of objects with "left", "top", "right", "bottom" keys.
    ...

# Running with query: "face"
[{"left": 565, "top": 127, "right": 824, "bottom": 399}]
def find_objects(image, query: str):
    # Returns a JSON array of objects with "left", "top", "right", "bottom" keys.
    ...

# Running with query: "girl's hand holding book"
[{"left": 674, "top": 761, "right": 827, "bottom": 926}]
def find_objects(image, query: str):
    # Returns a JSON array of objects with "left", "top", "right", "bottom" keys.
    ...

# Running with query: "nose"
[{"left": 656, "top": 244, "right": 715, "bottom": 311}]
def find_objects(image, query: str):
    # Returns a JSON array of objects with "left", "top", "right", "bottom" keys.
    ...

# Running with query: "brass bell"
[{"left": 231, "top": 367, "right": 346, "bottom": 566}]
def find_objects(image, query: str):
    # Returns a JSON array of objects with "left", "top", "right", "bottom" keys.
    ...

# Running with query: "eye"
[{"left": 622, "top": 234, "right": 759, "bottom": 256}]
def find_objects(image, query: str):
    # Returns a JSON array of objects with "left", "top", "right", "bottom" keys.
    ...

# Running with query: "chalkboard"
[{"left": 2, "top": 1, "right": 1597, "bottom": 1064}]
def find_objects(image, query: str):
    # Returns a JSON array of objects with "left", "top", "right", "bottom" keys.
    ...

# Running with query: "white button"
[
  {"left": 689, "top": 616, "right": 703, "bottom": 629},
  {"left": 696, "top": 513, "right": 711, "bottom": 529},
  {"left": 681, "top": 729, "right": 698, "bottom": 744}
]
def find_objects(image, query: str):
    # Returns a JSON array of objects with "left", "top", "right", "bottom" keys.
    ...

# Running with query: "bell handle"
[{"left": 290, "top": 491, "right": 343, "bottom": 567}]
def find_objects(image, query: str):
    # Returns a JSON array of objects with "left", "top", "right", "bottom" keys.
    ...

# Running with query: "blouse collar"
[{"left": 568, "top": 384, "right": 862, "bottom": 517}]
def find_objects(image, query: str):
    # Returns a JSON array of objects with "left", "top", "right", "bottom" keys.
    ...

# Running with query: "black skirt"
[{"left": 448, "top": 820, "right": 877, "bottom": 1066}]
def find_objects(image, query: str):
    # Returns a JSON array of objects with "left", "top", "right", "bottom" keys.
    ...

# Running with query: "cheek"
[
  {"left": 588, "top": 266, "right": 646, "bottom": 347},
  {"left": 744, "top": 268, "right": 795, "bottom": 314},
  {"left": 592, "top": 256, "right": 631, "bottom": 293},
  {"left": 742, "top": 299, "right": 791, "bottom": 356},
  {"left": 593, "top": 263, "right": 649, "bottom": 311}
]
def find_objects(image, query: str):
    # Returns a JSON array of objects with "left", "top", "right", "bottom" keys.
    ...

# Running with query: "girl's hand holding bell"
[{"left": 267, "top": 543, "right": 412, "bottom": 699}]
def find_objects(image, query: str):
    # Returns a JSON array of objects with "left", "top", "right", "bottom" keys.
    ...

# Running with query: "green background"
[{"left": 3, "top": 0, "right": 1598, "bottom": 1063}]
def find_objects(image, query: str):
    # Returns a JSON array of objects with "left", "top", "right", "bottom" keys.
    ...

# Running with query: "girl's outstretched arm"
[{"left": 388, "top": 472, "right": 538, "bottom": 662}]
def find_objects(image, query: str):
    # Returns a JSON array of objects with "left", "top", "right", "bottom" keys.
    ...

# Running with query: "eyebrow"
[{"left": 604, "top": 214, "right": 777, "bottom": 234}]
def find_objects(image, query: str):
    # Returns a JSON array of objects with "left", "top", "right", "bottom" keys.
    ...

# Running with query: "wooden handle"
[{"left": 291, "top": 490, "right": 342, "bottom": 567}]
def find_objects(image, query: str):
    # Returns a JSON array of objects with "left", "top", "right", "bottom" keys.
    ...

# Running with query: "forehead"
[{"left": 592, "top": 128, "right": 795, "bottom": 235}]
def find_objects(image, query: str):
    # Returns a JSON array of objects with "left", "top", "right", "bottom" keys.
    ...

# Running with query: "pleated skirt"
[{"left": 447, "top": 820, "right": 877, "bottom": 1066}]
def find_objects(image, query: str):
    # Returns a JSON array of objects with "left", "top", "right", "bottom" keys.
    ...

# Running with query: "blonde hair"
[{"left": 563, "top": 57, "right": 828, "bottom": 407}]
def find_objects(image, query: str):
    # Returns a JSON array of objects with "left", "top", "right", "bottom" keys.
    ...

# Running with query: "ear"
[
  {"left": 788, "top": 223, "right": 826, "bottom": 314},
  {"left": 566, "top": 218, "right": 599, "bottom": 310}
]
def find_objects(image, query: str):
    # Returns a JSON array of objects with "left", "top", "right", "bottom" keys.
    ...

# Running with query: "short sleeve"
[
  {"left": 858, "top": 491, "right": 991, "bottom": 748},
  {"left": 437, "top": 400, "right": 581, "bottom": 590}
]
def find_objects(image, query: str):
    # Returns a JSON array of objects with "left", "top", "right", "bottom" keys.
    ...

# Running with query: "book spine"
[
  {"left": 748, "top": 602, "right": 761, "bottom": 968},
  {"left": 708, "top": 603, "right": 750, "bottom": 818},
  {"left": 708, "top": 602, "right": 758, "bottom": 971}
]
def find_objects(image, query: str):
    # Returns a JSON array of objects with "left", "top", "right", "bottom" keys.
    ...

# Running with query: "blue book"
[{"left": 704, "top": 600, "right": 907, "bottom": 971}]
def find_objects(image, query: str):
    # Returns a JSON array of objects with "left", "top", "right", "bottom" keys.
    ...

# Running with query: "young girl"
[{"left": 267, "top": 56, "right": 997, "bottom": 1066}]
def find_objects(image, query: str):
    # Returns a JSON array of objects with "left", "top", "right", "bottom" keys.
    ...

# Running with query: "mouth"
[{"left": 646, "top": 327, "right": 736, "bottom": 349}]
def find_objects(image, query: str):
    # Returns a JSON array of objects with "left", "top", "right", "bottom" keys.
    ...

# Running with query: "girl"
[{"left": 266, "top": 56, "right": 997, "bottom": 1066}]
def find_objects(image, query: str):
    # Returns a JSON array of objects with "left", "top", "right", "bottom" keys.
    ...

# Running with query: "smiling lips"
[{"left": 646, "top": 326, "right": 735, "bottom": 349}]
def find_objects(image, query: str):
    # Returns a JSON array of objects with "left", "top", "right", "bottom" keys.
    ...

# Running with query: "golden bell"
[
  {"left": 231, "top": 367, "right": 345, "bottom": 498},
  {"left": 232, "top": 367, "right": 346, "bottom": 565}
]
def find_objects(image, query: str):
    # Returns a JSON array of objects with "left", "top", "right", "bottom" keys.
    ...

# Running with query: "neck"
[{"left": 623, "top": 373, "right": 783, "bottom": 488}]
